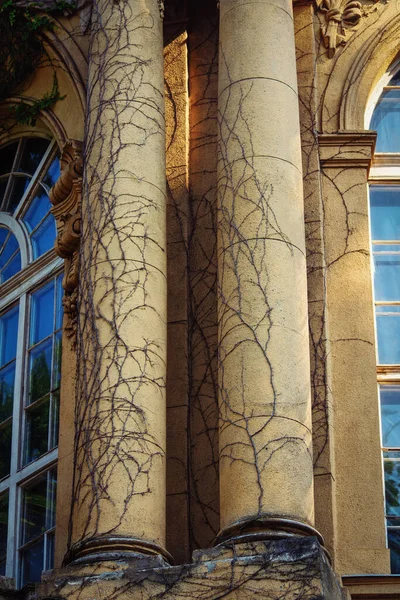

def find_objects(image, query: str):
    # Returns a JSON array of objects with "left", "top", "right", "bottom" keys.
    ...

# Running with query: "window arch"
[
  {"left": 369, "top": 60, "right": 400, "bottom": 573},
  {"left": 0, "top": 136, "right": 62, "bottom": 587}
]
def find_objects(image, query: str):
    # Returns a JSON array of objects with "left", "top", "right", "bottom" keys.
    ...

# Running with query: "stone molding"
[
  {"left": 49, "top": 140, "right": 83, "bottom": 344},
  {"left": 319, "top": 131, "right": 377, "bottom": 169},
  {"left": 317, "top": 0, "right": 381, "bottom": 58}
]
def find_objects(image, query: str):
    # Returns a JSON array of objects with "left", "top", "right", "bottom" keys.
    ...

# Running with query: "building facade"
[{"left": 0, "top": 0, "right": 400, "bottom": 598}]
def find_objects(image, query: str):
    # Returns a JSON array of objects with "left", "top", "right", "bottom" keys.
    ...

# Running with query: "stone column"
[
  {"left": 217, "top": 0, "right": 318, "bottom": 543},
  {"left": 65, "top": 0, "right": 170, "bottom": 564}
]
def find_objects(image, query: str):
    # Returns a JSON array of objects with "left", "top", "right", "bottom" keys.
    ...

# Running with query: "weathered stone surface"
[{"left": 39, "top": 539, "right": 346, "bottom": 600}]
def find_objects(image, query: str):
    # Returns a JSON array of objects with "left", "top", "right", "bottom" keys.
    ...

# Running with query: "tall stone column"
[
  {"left": 65, "top": 0, "right": 170, "bottom": 564},
  {"left": 217, "top": 0, "right": 318, "bottom": 543}
]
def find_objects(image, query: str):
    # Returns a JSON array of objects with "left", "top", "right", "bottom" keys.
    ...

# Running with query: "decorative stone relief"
[
  {"left": 317, "top": 0, "right": 381, "bottom": 58},
  {"left": 49, "top": 140, "right": 83, "bottom": 343}
]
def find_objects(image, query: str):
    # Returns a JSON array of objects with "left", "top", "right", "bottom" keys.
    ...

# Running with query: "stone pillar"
[
  {"left": 65, "top": 0, "right": 170, "bottom": 564},
  {"left": 217, "top": 0, "right": 318, "bottom": 543}
]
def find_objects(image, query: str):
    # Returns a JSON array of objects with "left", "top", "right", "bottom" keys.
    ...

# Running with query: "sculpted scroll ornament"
[
  {"left": 49, "top": 141, "right": 83, "bottom": 344},
  {"left": 318, "top": 0, "right": 380, "bottom": 58}
]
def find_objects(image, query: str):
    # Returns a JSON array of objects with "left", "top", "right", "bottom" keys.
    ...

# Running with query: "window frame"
[{"left": 0, "top": 135, "right": 63, "bottom": 587}]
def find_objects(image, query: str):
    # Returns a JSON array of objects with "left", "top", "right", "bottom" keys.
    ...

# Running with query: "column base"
[
  {"left": 214, "top": 516, "right": 325, "bottom": 547},
  {"left": 39, "top": 537, "right": 348, "bottom": 600},
  {"left": 63, "top": 535, "right": 173, "bottom": 567}
]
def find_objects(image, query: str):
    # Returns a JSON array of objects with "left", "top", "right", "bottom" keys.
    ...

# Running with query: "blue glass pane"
[
  {"left": 7, "top": 175, "right": 31, "bottom": 213},
  {"left": 371, "top": 89, "right": 400, "bottom": 152},
  {"left": 370, "top": 187, "right": 400, "bottom": 240},
  {"left": 30, "top": 281, "right": 54, "bottom": 346},
  {"left": 388, "top": 529, "right": 400, "bottom": 573},
  {"left": 0, "top": 141, "right": 18, "bottom": 176},
  {"left": 0, "top": 420, "right": 11, "bottom": 479},
  {"left": 55, "top": 274, "right": 63, "bottom": 331},
  {"left": 42, "top": 156, "right": 60, "bottom": 189},
  {"left": 23, "top": 192, "right": 52, "bottom": 233},
  {"left": 0, "top": 304, "right": 19, "bottom": 366},
  {"left": 377, "top": 313, "right": 400, "bottom": 363},
  {"left": 374, "top": 252, "right": 400, "bottom": 300},
  {"left": 21, "top": 540, "right": 44, "bottom": 585},
  {"left": 2, "top": 251, "right": 21, "bottom": 283},
  {"left": 381, "top": 386, "right": 400, "bottom": 447},
  {"left": 0, "top": 363, "right": 15, "bottom": 422},
  {"left": 31, "top": 214, "right": 56, "bottom": 259},
  {"left": 0, "top": 491, "right": 8, "bottom": 560},
  {"left": 29, "top": 339, "right": 52, "bottom": 403},
  {"left": 22, "top": 477, "right": 47, "bottom": 543},
  {"left": 19, "top": 138, "right": 50, "bottom": 175},
  {"left": 0, "top": 227, "right": 7, "bottom": 250},
  {"left": 386, "top": 460, "right": 400, "bottom": 515},
  {"left": 25, "top": 399, "right": 49, "bottom": 463},
  {"left": 0, "top": 233, "right": 18, "bottom": 269}
]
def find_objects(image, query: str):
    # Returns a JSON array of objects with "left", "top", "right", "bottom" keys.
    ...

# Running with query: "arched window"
[
  {"left": 369, "top": 63, "right": 400, "bottom": 573},
  {"left": 0, "top": 137, "right": 62, "bottom": 587}
]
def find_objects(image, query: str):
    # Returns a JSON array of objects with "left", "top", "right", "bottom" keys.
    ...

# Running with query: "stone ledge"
[{"left": 38, "top": 537, "right": 348, "bottom": 600}]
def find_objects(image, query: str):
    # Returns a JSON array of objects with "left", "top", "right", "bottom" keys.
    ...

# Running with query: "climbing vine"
[{"left": 0, "top": 0, "right": 75, "bottom": 124}]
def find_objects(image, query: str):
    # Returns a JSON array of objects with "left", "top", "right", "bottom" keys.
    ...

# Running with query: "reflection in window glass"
[
  {"left": 0, "top": 229, "right": 21, "bottom": 284},
  {"left": 381, "top": 386, "right": 400, "bottom": 447},
  {"left": 0, "top": 304, "right": 19, "bottom": 480},
  {"left": 376, "top": 309, "right": 400, "bottom": 364},
  {"left": 19, "top": 469, "right": 57, "bottom": 586},
  {"left": 25, "top": 275, "right": 63, "bottom": 466},
  {"left": 371, "top": 89, "right": 400, "bottom": 152},
  {"left": 0, "top": 491, "right": 8, "bottom": 575},
  {"left": 0, "top": 137, "right": 61, "bottom": 587}
]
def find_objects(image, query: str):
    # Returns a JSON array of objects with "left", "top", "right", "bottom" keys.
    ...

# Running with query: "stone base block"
[{"left": 38, "top": 537, "right": 348, "bottom": 600}]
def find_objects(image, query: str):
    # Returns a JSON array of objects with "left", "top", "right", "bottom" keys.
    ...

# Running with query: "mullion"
[{"left": 14, "top": 141, "right": 55, "bottom": 221}]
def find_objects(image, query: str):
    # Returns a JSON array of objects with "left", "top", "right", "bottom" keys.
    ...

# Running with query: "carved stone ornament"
[
  {"left": 317, "top": 0, "right": 379, "bottom": 58},
  {"left": 49, "top": 140, "right": 83, "bottom": 344}
]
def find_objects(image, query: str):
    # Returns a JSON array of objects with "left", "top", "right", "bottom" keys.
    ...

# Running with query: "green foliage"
[
  {"left": 9, "top": 74, "right": 65, "bottom": 126},
  {"left": 0, "top": 0, "right": 76, "bottom": 123}
]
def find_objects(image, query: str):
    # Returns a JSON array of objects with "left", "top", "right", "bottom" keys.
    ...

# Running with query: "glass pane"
[
  {"left": 374, "top": 252, "right": 400, "bottom": 300},
  {"left": 388, "top": 529, "right": 400, "bottom": 573},
  {"left": 0, "top": 227, "right": 7, "bottom": 250},
  {"left": 381, "top": 386, "right": 400, "bottom": 447},
  {"left": 29, "top": 339, "right": 52, "bottom": 403},
  {"left": 377, "top": 312, "right": 400, "bottom": 363},
  {"left": 25, "top": 398, "right": 50, "bottom": 463},
  {"left": 20, "top": 539, "right": 44, "bottom": 586},
  {"left": 31, "top": 214, "right": 56, "bottom": 259},
  {"left": 0, "top": 363, "right": 15, "bottom": 422},
  {"left": 0, "top": 561, "right": 5, "bottom": 576},
  {"left": 55, "top": 274, "right": 63, "bottom": 331},
  {"left": 370, "top": 187, "right": 400, "bottom": 241},
  {"left": 371, "top": 89, "right": 400, "bottom": 152},
  {"left": 22, "top": 477, "right": 47, "bottom": 543},
  {"left": 2, "top": 251, "right": 21, "bottom": 283},
  {"left": 385, "top": 460, "right": 400, "bottom": 515},
  {"left": 0, "top": 141, "right": 18, "bottom": 175},
  {"left": 47, "top": 470, "right": 57, "bottom": 530},
  {"left": 50, "top": 390, "right": 59, "bottom": 450},
  {"left": 19, "top": 138, "right": 50, "bottom": 176},
  {"left": 0, "top": 491, "right": 8, "bottom": 560},
  {"left": 0, "top": 304, "right": 19, "bottom": 366},
  {"left": 23, "top": 191, "right": 52, "bottom": 233},
  {"left": 0, "top": 420, "right": 12, "bottom": 479},
  {"left": 52, "top": 332, "right": 62, "bottom": 391},
  {"left": 42, "top": 156, "right": 60, "bottom": 189},
  {"left": 0, "top": 178, "right": 8, "bottom": 205},
  {"left": 0, "top": 232, "right": 18, "bottom": 270},
  {"left": 30, "top": 281, "right": 54, "bottom": 346},
  {"left": 7, "top": 175, "right": 31, "bottom": 213},
  {"left": 46, "top": 532, "right": 55, "bottom": 571}
]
